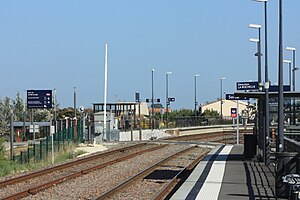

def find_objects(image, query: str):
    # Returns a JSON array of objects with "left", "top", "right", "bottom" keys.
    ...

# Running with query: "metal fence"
[{"left": 13, "top": 121, "right": 83, "bottom": 164}]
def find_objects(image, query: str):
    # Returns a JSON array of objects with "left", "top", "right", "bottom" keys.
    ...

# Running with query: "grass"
[{"left": 0, "top": 140, "right": 87, "bottom": 177}]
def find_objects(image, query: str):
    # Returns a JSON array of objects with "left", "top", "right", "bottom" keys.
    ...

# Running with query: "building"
[{"left": 201, "top": 99, "right": 250, "bottom": 117}]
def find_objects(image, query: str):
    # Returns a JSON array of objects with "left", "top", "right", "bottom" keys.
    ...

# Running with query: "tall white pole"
[{"left": 104, "top": 43, "right": 108, "bottom": 138}]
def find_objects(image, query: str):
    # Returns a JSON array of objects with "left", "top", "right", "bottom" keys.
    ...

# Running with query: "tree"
[
  {"left": 0, "top": 97, "right": 11, "bottom": 134},
  {"left": 202, "top": 109, "right": 220, "bottom": 117},
  {"left": 12, "top": 92, "right": 25, "bottom": 121}
]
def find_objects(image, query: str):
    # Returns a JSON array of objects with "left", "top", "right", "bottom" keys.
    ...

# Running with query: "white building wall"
[{"left": 202, "top": 100, "right": 249, "bottom": 116}]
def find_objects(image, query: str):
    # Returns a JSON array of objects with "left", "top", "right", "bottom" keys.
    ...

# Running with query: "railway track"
[
  {"left": 95, "top": 145, "right": 209, "bottom": 200},
  {"left": 0, "top": 143, "right": 167, "bottom": 200},
  {"left": 0, "top": 130, "right": 243, "bottom": 199}
]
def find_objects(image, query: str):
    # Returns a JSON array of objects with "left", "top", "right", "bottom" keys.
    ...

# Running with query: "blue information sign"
[
  {"left": 27, "top": 90, "right": 53, "bottom": 109},
  {"left": 236, "top": 81, "right": 259, "bottom": 90},
  {"left": 226, "top": 94, "right": 249, "bottom": 101},
  {"left": 231, "top": 108, "right": 237, "bottom": 118},
  {"left": 269, "top": 85, "right": 291, "bottom": 92}
]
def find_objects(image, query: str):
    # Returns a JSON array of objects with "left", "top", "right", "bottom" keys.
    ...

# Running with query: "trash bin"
[
  {"left": 243, "top": 134, "right": 257, "bottom": 159},
  {"left": 275, "top": 152, "right": 300, "bottom": 198}
]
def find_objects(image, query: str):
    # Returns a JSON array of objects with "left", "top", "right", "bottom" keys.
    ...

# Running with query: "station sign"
[
  {"left": 231, "top": 108, "right": 237, "bottom": 118},
  {"left": 269, "top": 85, "right": 291, "bottom": 92},
  {"left": 226, "top": 94, "right": 249, "bottom": 101},
  {"left": 27, "top": 90, "right": 53, "bottom": 109},
  {"left": 135, "top": 93, "right": 140, "bottom": 102},
  {"left": 236, "top": 81, "right": 259, "bottom": 91}
]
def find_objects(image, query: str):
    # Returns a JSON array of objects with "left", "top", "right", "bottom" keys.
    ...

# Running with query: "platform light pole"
[
  {"left": 151, "top": 69, "right": 155, "bottom": 130},
  {"left": 286, "top": 47, "right": 297, "bottom": 91},
  {"left": 249, "top": 24, "right": 262, "bottom": 89},
  {"left": 166, "top": 72, "right": 172, "bottom": 128},
  {"left": 253, "top": 0, "right": 270, "bottom": 165},
  {"left": 194, "top": 74, "right": 200, "bottom": 120},
  {"left": 286, "top": 47, "right": 298, "bottom": 126},
  {"left": 220, "top": 77, "right": 225, "bottom": 124},
  {"left": 278, "top": 0, "right": 284, "bottom": 153}
]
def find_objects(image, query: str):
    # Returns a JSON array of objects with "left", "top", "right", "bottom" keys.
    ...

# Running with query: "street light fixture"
[
  {"left": 286, "top": 47, "right": 297, "bottom": 91},
  {"left": 166, "top": 72, "right": 172, "bottom": 128},
  {"left": 194, "top": 74, "right": 200, "bottom": 121},
  {"left": 220, "top": 77, "right": 225, "bottom": 124},
  {"left": 249, "top": 38, "right": 259, "bottom": 43}
]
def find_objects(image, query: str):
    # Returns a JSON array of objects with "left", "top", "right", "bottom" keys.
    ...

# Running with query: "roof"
[{"left": 13, "top": 122, "right": 51, "bottom": 127}]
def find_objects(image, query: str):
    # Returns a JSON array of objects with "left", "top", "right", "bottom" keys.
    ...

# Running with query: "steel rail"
[
  {"left": 94, "top": 146, "right": 200, "bottom": 200},
  {"left": 0, "top": 143, "right": 146, "bottom": 189},
  {"left": 2, "top": 144, "right": 168, "bottom": 200},
  {"left": 152, "top": 150, "right": 207, "bottom": 200}
]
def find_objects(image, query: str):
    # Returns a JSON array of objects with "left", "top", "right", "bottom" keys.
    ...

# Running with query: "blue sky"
[{"left": 0, "top": 1, "right": 299, "bottom": 109}]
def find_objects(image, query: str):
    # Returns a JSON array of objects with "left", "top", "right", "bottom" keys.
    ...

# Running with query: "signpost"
[
  {"left": 236, "top": 81, "right": 259, "bottom": 91},
  {"left": 226, "top": 94, "right": 249, "bottom": 101},
  {"left": 27, "top": 90, "right": 53, "bottom": 109},
  {"left": 231, "top": 108, "right": 237, "bottom": 118},
  {"left": 27, "top": 89, "right": 52, "bottom": 144}
]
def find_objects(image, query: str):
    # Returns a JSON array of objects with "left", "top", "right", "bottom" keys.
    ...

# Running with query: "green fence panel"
[
  {"left": 40, "top": 141, "right": 43, "bottom": 160},
  {"left": 27, "top": 147, "right": 30, "bottom": 163},
  {"left": 46, "top": 135, "right": 49, "bottom": 156}
]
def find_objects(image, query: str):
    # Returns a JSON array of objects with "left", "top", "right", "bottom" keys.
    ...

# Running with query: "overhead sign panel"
[
  {"left": 269, "top": 85, "right": 291, "bottom": 92},
  {"left": 236, "top": 81, "right": 259, "bottom": 91},
  {"left": 226, "top": 94, "right": 249, "bottom": 101},
  {"left": 27, "top": 90, "right": 52, "bottom": 109}
]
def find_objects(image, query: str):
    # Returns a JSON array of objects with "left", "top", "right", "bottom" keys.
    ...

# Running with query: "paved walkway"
[{"left": 171, "top": 145, "right": 277, "bottom": 200}]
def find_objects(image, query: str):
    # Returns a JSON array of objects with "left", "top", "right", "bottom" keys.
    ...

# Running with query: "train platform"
[{"left": 170, "top": 144, "right": 277, "bottom": 200}]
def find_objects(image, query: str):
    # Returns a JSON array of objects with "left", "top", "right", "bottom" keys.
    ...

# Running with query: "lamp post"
[
  {"left": 249, "top": 23, "right": 262, "bottom": 89},
  {"left": 278, "top": 0, "right": 284, "bottom": 153},
  {"left": 286, "top": 47, "right": 298, "bottom": 126},
  {"left": 151, "top": 69, "right": 155, "bottom": 130},
  {"left": 220, "top": 77, "right": 225, "bottom": 124},
  {"left": 286, "top": 47, "right": 297, "bottom": 91},
  {"left": 194, "top": 74, "right": 200, "bottom": 120},
  {"left": 253, "top": 0, "right": 270, "bottom": 165},
  {"left": 166, "top": 72, "right": 172, "bottom": 128}
]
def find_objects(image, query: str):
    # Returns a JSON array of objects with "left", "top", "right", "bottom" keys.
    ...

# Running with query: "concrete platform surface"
[{"left": 171, "top": 145, "right": 277, "bottom": 200}]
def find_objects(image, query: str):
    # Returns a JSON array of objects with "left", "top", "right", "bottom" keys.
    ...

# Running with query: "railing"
[{"left": 284, "top": 137, "right": 300, "bottom": 153}]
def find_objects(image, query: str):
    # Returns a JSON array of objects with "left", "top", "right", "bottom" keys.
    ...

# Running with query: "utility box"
[{"left": 94, "top": 111, "right": 119, "bottom": 142}]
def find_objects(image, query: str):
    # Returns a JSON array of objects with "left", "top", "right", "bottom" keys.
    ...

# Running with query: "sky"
[{"left": 0, "top": 1, "right": 300, "bottom": 110}]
